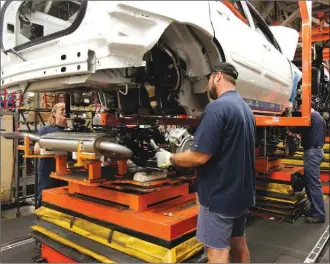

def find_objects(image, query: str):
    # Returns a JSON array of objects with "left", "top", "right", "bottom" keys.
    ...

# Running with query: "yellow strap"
[
  {"left": 31, "top": 225, "right": 115, "bottom": 263},
  {"left": 256, "top": 182, "right": 293, "bottom": 195},
  {"left": 35, "top": 207, "right": 202, "bottom": 263},
  {"left": 256, "top": 195, "right": 303, "bottom": 204}
]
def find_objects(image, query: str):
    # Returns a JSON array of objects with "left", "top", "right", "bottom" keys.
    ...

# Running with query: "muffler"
[{"left": 1, "top": 131, "right": 133, "bottom": 159}]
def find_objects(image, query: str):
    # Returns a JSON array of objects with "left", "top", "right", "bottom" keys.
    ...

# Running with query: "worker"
[
  {"left": 291, "top": 107, "right": 326, "bottom": 223},
  {"left": 34, "top": 102, "right": 67, "bottom": 209},
  {"left": 156, "top": 62, "right": 256, "bottom": 263}
]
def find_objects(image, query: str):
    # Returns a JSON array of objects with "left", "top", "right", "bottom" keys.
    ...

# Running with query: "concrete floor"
[
  {"left": 1, "top": 205, "right": 39, "bottom": 263},
  {"left": 1, "top": 201, "right": 329, "bottom": 263},
  {"left": 1, "top": 205, "right": 35, "bottom": 220}
]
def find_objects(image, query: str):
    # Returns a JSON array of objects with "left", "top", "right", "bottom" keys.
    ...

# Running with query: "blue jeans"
[
  {"left": 303, "top": 148, "right": 325, "bottom": 219},
  {"left": 36, "top": 159, "right": 66, "bottom": 209}
]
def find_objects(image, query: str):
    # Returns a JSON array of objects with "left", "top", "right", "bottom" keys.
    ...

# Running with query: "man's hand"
[{"left": 155, "top": 148, "right": 173, "bottom": 168}]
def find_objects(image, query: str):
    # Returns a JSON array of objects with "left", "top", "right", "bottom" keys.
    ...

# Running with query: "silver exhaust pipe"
[
  {"left": 97, "top": 141, "right": 133, "bottom": 159},
  {"left": 0, "top": 132, "right": 41, "bottom": 142},
  {"left": 1, "top": 131, "right": 133, "bottom": 159},
  {"left": 39, "top": 132, "right": 133, "bottom": 159}
]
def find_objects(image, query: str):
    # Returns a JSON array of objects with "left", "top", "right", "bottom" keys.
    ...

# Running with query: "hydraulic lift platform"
[
  {"left": 1, "top": 199, "right": 328, "bottom": 263},
  {"left": 7, "top": 134, "right": 324, "bottom": 263}
]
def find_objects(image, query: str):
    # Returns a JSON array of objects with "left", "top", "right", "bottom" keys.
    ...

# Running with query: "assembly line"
[{"left": 0, "top": 1, "right": 329, "bottom": 263}]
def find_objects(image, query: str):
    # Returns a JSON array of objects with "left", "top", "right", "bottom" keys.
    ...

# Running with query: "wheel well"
[
  {"left": 140, "top": 22, "right": 226, "bottom": 116},
  {"left": 156, "top": 22, "right": 225, "bottom": 77}
]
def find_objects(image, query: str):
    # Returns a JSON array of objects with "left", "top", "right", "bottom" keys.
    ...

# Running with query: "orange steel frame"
[
  {"left": 217, "top": 2, "right": 313, "bottom": 127},
  {"left": 256, "top": 167, "right": 304, "bottom": 182},
  {"left": 299, "top": 27, "right": 329, "bottom": 43},
  {"left": 255, "top": 2, "right": 312, "bottom": 127},
  {"left": 17, "top": 136, "right": 54, "bottom": 159},
  {"left": 323, "top": 48, "right": 330, "bottom": 61},
  {"left": 67, "top": 180, "right": 190, "bottom": 212},
  {"left": 42, "top": 186, "right": 198, "bottom": 241},
  {"left": 100, "top": 2, "right": 313, "bottom": 128},
  {"left": 44, "top": 138, "right": 198, "bottom": 241}
]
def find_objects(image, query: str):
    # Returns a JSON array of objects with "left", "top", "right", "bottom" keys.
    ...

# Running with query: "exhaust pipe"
[
  {"left": 0, "top": 132, "right": 40, "bottom": 142},
  {"left": 97, "top": 141, "right": 133, "bottom": 159},
  {"left": 39, "top": 132, "right": 133, "bottom": 159},
  {"left": 1, "top": 131, "right": 133, "bottom": 159}
]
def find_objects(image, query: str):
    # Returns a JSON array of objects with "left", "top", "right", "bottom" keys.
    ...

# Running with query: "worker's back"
[
  {"left": 301, "top": 110, "right": 326, "bottom": 150},
  {"left": 193, "top": 90, "right": 256, "bottom": 217}
]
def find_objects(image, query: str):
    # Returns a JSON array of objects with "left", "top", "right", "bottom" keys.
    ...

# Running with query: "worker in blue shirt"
[
  {"left": 34, "top": 103, "right": 67, "bottom": 208},
  {"left": 156, "top": 62, "right": 256, "bottom": 263},
  {"left": 291, "top": 108, "right": 327, "bottom": 223}
]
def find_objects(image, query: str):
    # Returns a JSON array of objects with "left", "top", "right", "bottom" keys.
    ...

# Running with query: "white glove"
[{"left": 155, "top": 148, "right": 173, "bottom": 168}]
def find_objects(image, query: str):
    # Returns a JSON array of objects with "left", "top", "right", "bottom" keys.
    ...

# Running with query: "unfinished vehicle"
[{"left": 1, "top": 0, "right": 303, "bottom": 161}]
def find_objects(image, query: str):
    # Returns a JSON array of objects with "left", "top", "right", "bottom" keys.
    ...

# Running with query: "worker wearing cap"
[
  {"left": 291, "top": 107, "right": 326, "bottom": 223},
  {"left": 33, "top": 103, "right": 67, "bottom": 208},
  {"left": 156, "top": 62, "right": 256, "bottom": 263}
]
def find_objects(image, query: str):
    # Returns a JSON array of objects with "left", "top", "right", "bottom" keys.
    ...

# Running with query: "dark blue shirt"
[
  {"left": 36, "top": 125, "right": 65, "bottom": 175},
  {"left": 300, "top": 111, "right": 326, "bottom": 150},
  {"left": 191, "top": 90, "right": 256, "bottom": 217}
]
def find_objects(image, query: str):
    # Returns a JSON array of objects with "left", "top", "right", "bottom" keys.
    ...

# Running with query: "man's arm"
[
  {"left": 156, "top": 110, "right": 223, "bottom": 169},
  {"left": 173, "top": 150, "right": 211, "bottom": 167}
]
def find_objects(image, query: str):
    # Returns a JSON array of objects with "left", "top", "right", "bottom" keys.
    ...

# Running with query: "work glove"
[{"left": 155, "top": 148, "right": 173, "bottom": 168}]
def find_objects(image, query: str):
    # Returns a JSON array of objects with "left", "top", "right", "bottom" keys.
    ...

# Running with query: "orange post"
[
  {"left": 222, "top": 0, "right": 248, "bottom": 24},
  {"left": 255, "top": 1, "right": 312, "bottom": 127},
  {"left": 299, "top": 27, "right": 329, "bottom": 38},
  {"left": 24, "top": 137, "right": 31, "bottom": 156},
  {"left": 55, "top": 156, "right": 68, "bottom": 174},
  {"left": 117, "top": 160, "right": 128, "bottom": 176},
  {"left": 86, "top": 161, "right": 102, "bottom": 181},
  {"left": 299, "top": 1, "right": 312, "bottom": 119}
]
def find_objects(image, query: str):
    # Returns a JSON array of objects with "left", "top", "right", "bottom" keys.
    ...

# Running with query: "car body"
[{"left": 0, "top": 0, "right": 301, "bottom": 116}]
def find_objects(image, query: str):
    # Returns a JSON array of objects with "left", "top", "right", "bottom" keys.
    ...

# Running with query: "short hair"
[{"left": 222, "top": 73, "right": 236, "bottom": 86}]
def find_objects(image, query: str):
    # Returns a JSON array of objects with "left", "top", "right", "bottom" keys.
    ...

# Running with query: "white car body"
[{"left": 0, "top": 1, "right": 301, "bottom": 116}]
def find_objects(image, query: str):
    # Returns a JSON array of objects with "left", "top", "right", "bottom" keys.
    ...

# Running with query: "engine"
[{"left": 96, "top": 126, "right": 194, "bottom": 168}]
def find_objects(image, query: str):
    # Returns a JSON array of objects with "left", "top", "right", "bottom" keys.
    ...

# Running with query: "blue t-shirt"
[
  {"left": 36, "top": 125, "right": 65, "bottom": 175},
  {"left": 191, "top": 90, "right": 256, "bottom": 217},
  {"left": 302, "top": 111, "right": 327, "bottom": 150}
]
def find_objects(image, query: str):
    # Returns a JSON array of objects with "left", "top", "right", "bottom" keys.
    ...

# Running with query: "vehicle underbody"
[{"left": 0, "top": 1, "right": 312, "bottom": 161}]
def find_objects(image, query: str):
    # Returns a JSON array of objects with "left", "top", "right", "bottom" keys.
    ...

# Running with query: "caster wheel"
[
  {"left": 277, "top": 216, "right": 284, "bottom": 223},
  {"left": 33, "top": 256, "right": 47, "bottom": 263}
]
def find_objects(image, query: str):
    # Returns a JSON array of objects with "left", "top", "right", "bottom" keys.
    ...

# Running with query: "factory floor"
[{"left": 1, "top": 199, "right": 329, "bottom": 263}]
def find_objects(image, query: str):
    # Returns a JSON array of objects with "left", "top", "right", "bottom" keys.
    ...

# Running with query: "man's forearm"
[{"left": 172, "top": 150, "right": 210, "bottom": 168}]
